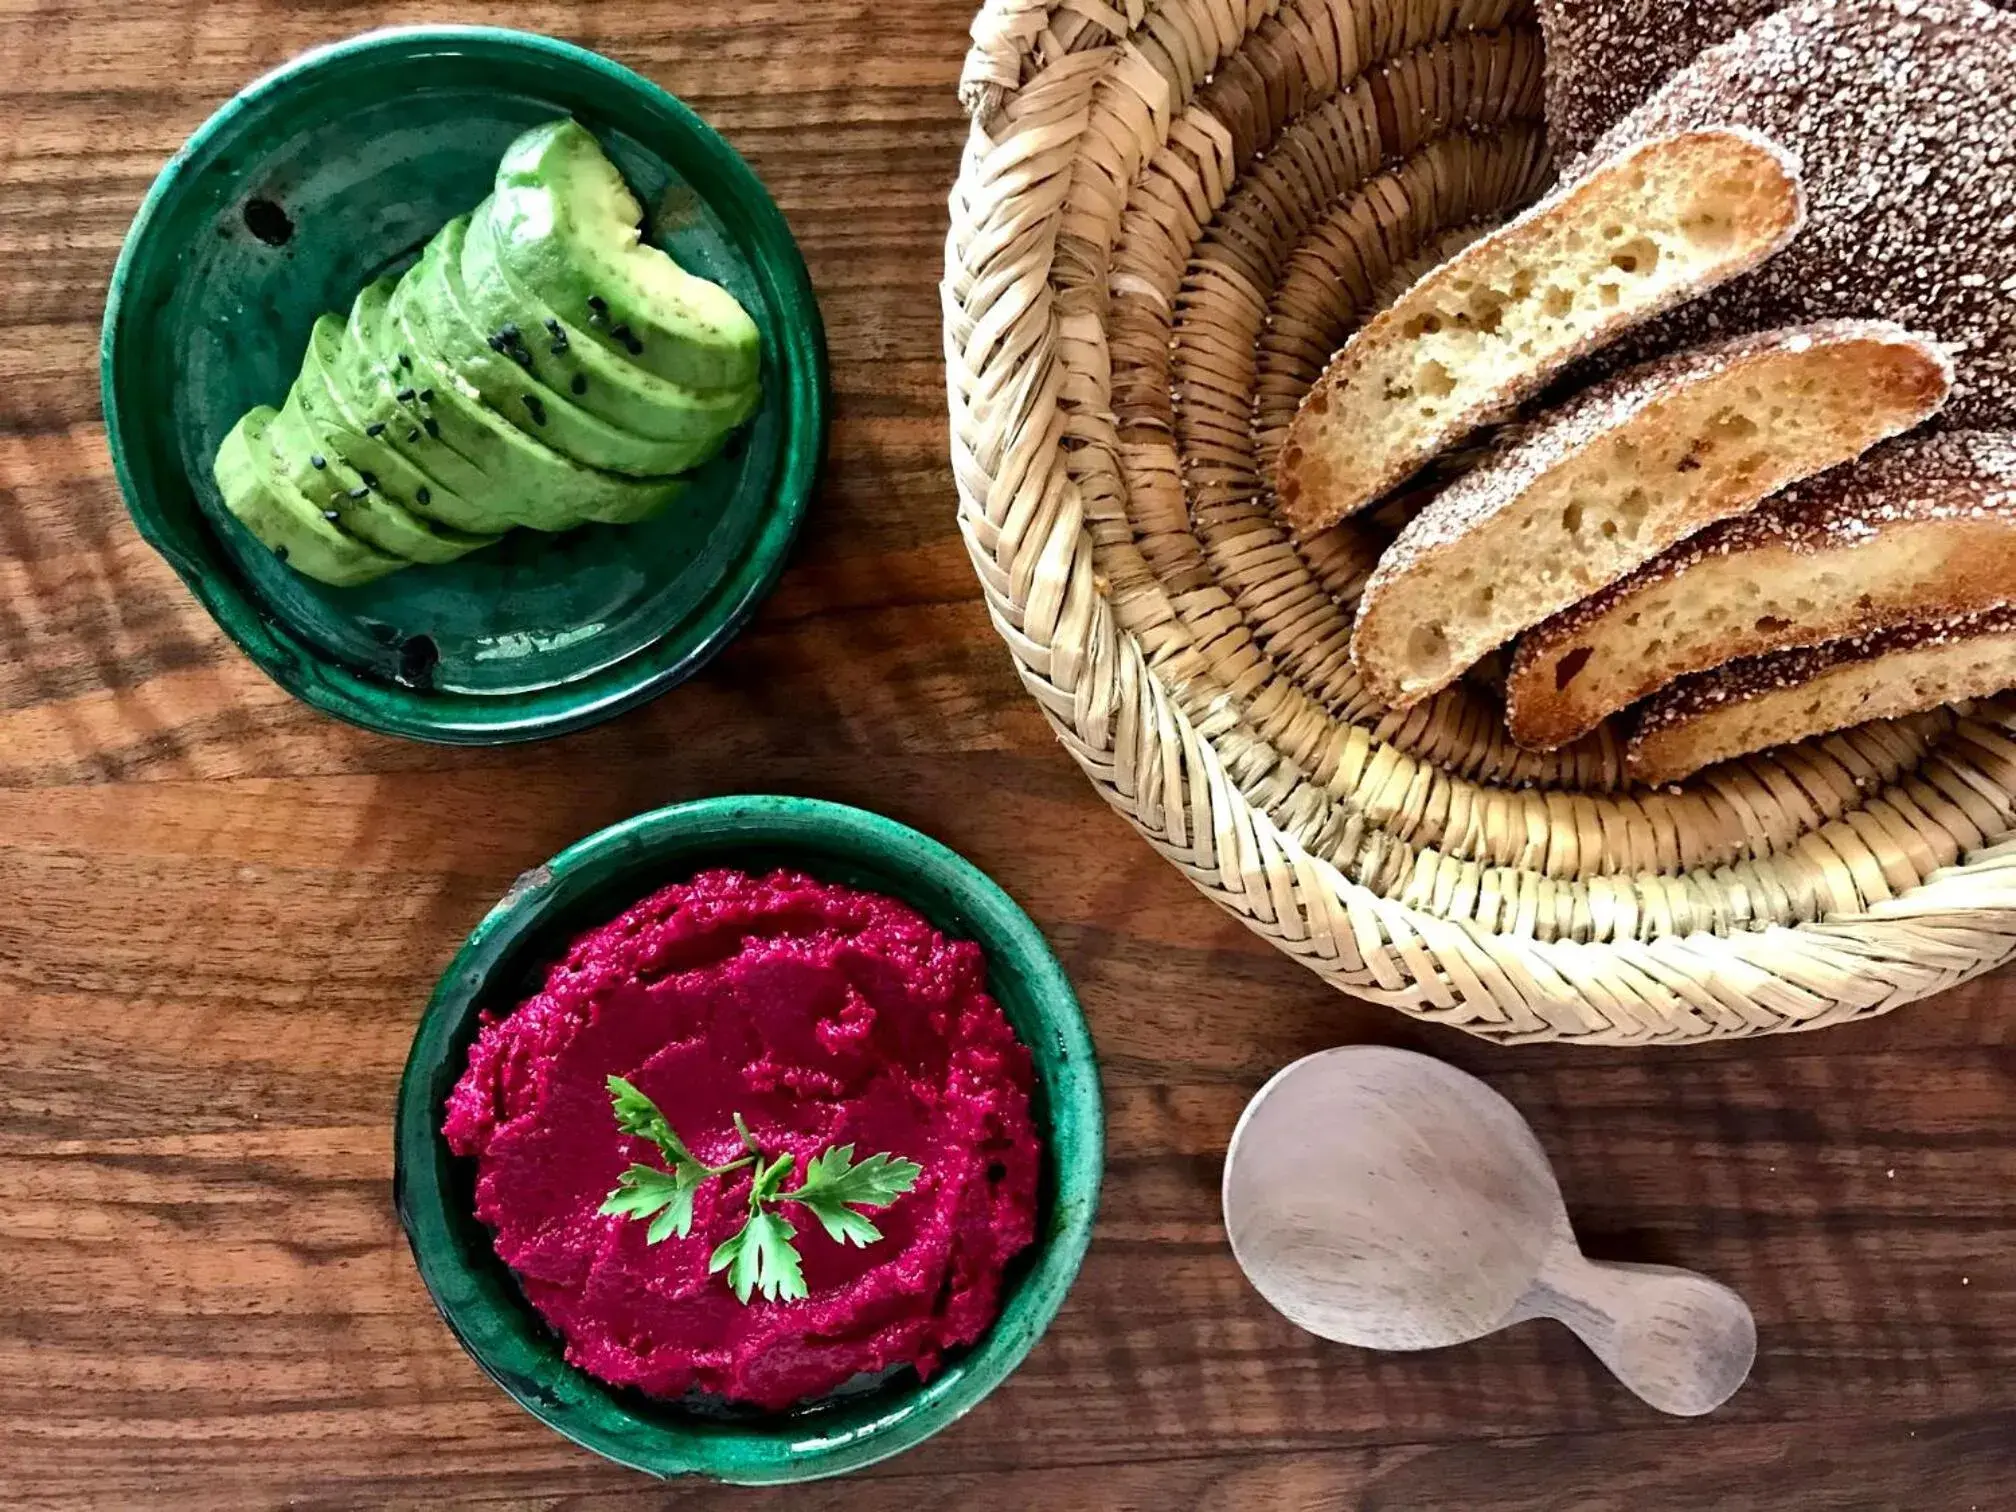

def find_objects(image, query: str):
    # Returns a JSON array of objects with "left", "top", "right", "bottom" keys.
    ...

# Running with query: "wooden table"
[{"left": 3, "top": 3, "right": 2014, "bottom": 1507}]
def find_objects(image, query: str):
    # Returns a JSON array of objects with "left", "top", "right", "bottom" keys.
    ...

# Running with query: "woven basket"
[{"left": 942, "top": 0, "right": 2016, "bottom": 1043}]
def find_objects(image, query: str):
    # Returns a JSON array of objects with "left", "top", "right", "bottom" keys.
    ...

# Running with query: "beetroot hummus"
[{"left": 443, "top": 868, "right": 1040, "bottom": 1410}]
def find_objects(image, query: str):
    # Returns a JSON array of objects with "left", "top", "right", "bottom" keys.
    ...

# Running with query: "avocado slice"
[
  {"left": 370, "top": 273, "right": 683, "bottom": 533},
  {"left": 268, "top": 381, "right": 496, "bottom": 565},
  {"left": 212, "top": 408, "right": 404, "bottom": 587},
  {"left": 488, "top": 119, "right": 761, "bottom": 393},
  {"left": 460, "top": 202, "right": 757, "bottom": 448},
  {"left": 294, "top": 314, "right": 507, "bottom": 537},
  {"left": 410, "top": 213, "right": 720, "bottom": 478},
  {"left": 339, "top": 286, "right": 521, "bottom": 532}
]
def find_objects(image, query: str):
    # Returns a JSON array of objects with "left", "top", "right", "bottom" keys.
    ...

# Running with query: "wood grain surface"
[{"left": 1, "top": 2, "right": 2012, "bottom": 1507}]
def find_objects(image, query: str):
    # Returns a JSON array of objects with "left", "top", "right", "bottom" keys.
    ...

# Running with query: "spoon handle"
[{"left": 1516, "top": 1243, "right": 1757, "bottom": 1417}]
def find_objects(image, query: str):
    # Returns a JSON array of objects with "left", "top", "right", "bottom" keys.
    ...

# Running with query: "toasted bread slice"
[
  {"left": 1508, "top": 432, "right": 2016, "bottom": 749},
  {"left": 1273, "top": 128, "right": 1804, "bottom": 536},
  {"left": 1628, "top": 605, "right": 2016, "bottom": 785},
  {"left": 1583, "top": 0, "right": 2016, "bottom": 427},
  {"left": 1350, "top": 322, "right": 1953, "bottom": 710}
]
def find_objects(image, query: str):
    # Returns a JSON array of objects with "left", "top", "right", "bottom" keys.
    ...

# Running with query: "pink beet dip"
[{"left": 443, "top": 868, "right": 1041, "bottom": 1411}]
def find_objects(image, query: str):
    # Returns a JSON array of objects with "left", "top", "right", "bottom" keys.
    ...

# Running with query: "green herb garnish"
[{"left": 598, "top": 1077, "right": 922, "bottom": 1304}]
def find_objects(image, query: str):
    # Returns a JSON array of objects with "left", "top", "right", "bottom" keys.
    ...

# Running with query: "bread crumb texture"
[
  {"left": 1509, "top": 431, "right": 2016, "bottom": 748},
  {"left": 1583, "top": 0, "right": 2016, "bottom": 427},
  {"left": 1275, "top": 128, "right": 1804, "bottom": 535},
  {"left": 1351, "top": 321, "right": 1952, "bottom": 709},
  {"left": 1629, "top": 603, "right": 2016, "bottom": 783}
]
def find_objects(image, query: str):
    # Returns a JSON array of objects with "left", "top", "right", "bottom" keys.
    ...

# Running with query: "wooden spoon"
[{"left": 1221, "top": 1045, "right": 1755, "bottom": 1416}]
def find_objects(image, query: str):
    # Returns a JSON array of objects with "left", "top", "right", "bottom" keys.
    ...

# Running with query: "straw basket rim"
[{"left": 941, "top": 0, "right": 2016, "bottom": 1044}]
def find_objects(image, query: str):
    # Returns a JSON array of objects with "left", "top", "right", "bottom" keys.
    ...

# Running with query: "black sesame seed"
[
  {"left": 322, "top": 508, "right": 341, "bottom": 522},
  {"left": 358, "top": 471, "right": 378, "bottom": 489},
  {"left": 400, "top": 353, "right": 414, "bottom": 371},
  {"left": 499, "top": 322, "right": 520, "bottom": 341},
  {"left": 309, "top": 454, "right": 327, "bottom": 470},
  {"left": 545, "top": 318, "right": 562, "bottom": 336},
  {"left": 570, "top": 374, "right": 588, "bottom": 396},
  {"left": 407, "top": 427, "right": 422, "bottom": 442},
  {"left": 511, "top": 347, "right": 534, "bottom": 369},
  {"left": 487, "top": 334, "right": 506, "bottom": 353},
  {"left": 346, "top": 485, "right": 368, "bottom": 500},
  {"left": 587, "top": 295, "right": 608, "bottom": 315},
  {"left": 274, "top": 545, "right": 289, "bottom": 562},
  {"left": 419, "top": 388, "right": 434, "bottom": 403},
  {"left": 422, "top": 418, "right": 440, "bottom": 438},
  {"left": 550, "top": 335, "right": 569, "bottom": 355},
  {"left": 416, "top": 486, "right": 432, "bottom": 506},
  {"left": 397, "top": 386, "right": 417, "bottom": 403},
  {"left": 524, "top": 395, "right": 548, "bottom": 426},
  {"left": 366, "top": 422, "right": 386, "bottom": 438}
]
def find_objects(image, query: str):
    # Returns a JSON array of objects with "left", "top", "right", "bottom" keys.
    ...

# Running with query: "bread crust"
[
  {"left": 1538, "top": 0, "right": 1782, "bottom": 157},
  {"left": 1627, "top": 604, "right": 2016, "bottom": 785},
  {"left": 1351, "top": 321, "right": 1954, "bottom": 710},
  {"left": 1579, "top": 0, "right": 2016, "bottom": 427},
  {"left": 1508, "top": 432, "right": 2016, "bottom": 749},
  {"left": 1273, "top": 128, "right": 1805, "bottom": 536}
]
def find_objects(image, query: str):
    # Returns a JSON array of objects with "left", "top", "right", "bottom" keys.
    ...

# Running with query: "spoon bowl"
[{"left": 1223, "top": 1046, "right": 1756, "bottom": 1416}]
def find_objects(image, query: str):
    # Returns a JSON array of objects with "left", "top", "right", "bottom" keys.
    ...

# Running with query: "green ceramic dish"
[
  {"left": 101, "top": 28, "right": 826, "bottom": 744},
  {"left": 395, "top": 797, "right": 1104, "bottom": 1483}
]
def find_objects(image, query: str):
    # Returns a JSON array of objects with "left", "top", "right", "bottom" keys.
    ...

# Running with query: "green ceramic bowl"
[
  {"left": 101, "top": 28, "right": 826, "bottom": 743},
  {"left": 395, "top": 797, "right": 1103, "bottom": 1483}
]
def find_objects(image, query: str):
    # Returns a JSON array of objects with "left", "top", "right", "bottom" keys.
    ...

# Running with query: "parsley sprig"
[{"left": 597, "top": 1076, "right": 922, "bottom": 1303}]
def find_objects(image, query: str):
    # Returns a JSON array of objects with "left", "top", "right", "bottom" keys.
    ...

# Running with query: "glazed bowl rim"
[
  {"left": 99, "top": 24, "right": 828, "bottom": 745},
  {"left": 393, "top": 795, "right": 1105, "bottom": 1483}
]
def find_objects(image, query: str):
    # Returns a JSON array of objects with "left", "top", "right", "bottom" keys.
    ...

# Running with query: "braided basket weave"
[{"left": 942, "top": 0, "right": 2016, "bottom": 1043}]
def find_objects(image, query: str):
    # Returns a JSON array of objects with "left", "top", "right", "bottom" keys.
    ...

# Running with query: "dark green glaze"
[
  {"left": 101, "top": 26, "right": 826, "bottom": 741},
  {"left": 394, "top": 798, "right": 1104, "bottom": 1483}
]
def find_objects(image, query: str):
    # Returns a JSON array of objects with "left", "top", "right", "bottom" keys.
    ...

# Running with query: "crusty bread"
[
  {"left": 1541, "top": 0, "right": 2016, "bottom": 158},
  {"left": 1350, "top": 321, "right": 1954, "bottom": 711},
  {"left": 1508, "top": 432, "right": 2016, "bottom": 750},
  {"left": 1272, "top": 128, "right": 1805, "bottom": 536},
  {"left": 1628, "top": 605, "right": 2016, "bottom": 785},
  {"left": 1581, "top": 0, "right": 2016, "bottom": 427},
  {"left": 1538, "top": 0, "right": 1781, "bottom": 158}
]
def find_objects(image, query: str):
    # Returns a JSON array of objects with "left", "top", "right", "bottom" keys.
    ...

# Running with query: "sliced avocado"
[
  {"left": 340, "top": 285, "right": 518, "bottom": 530},
  {"left": 567, "top": 469, "right": 687, "bottom": 527},
  {"left": 268, "top": 381, "right": 496, "bottom": 565},
  {"left": 212, "top": 408, "right": 403, "bottom": 587},
  {"left": 295, "top": 313, "right": 506, "bottom": 537},
  {"left": 380, "top": 270, "right": 684, "bottom": 532},
  {"left": 411, "top": 213, "right": 719, "bottom": 477},
  {"left": 460, "top": 202, "right": 757, "bottom": 448},
  {"left": 488, "top": 119, "right": 761, "bottom": 393}
]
